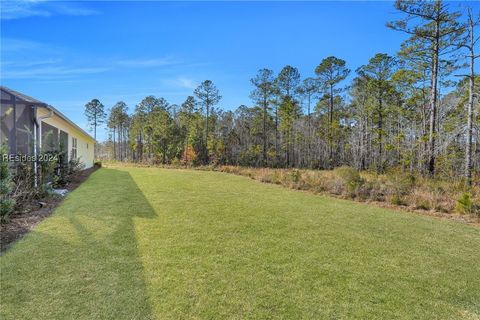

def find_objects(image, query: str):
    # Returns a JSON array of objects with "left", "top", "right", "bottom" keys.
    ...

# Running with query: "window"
[
  {"left": 42, "top": 122, "right": 59, "bottom": 152},
  {"left": 59, "top": 131, "right": 68, "bottom": 164},
  {"left": 71, "top": 137, "right": 77, "bottom": 159}
]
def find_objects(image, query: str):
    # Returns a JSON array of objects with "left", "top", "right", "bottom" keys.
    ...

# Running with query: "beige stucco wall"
[{"left": 37, "top": 107, "right": 95, "bottom": 169}]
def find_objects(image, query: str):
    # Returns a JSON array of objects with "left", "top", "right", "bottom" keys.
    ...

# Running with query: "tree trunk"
[
  {"left": 329, "top": 84, "right": 334, "bottom": 169},
  {"left": 465, "top": 14, "right": 476, "bottom": 186},
  {"left": 428, "top": 21, "right": 440, "bottom": 176},
  {"left": 307, "top": 94, "right": 311, "bottom": 167},
  {"left": 378, "top": 96, "right": 383, "bottom": 173},
  {"left": 112, "top": 127, "right": 116, "bottom": 160},
  {"left": 205, "top": 103, "right": 209, "bottom": 164},
  {"left": 275, "top": 105, "right": 278, "bottom": 166},
  {"left": 263, "top": 96, "right": 267, "bottom": 166}
]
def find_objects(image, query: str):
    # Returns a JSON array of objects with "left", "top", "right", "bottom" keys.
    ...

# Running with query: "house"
[{"left": 0, "top": 86, "right": 95, "bottom": 169}]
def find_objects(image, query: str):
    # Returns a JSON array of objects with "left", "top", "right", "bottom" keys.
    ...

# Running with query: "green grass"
[{"left": 1, "top": 167, "right": 479, "bottom": 319}]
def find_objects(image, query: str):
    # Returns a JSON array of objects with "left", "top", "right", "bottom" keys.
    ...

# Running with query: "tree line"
[{"left": 86, "top": 1, "right": 479, "bottom": 185}]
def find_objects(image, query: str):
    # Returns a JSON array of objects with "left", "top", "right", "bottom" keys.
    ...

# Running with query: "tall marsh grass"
[{"left": 219, "top": 165, "right": 480, "bottom": 218}]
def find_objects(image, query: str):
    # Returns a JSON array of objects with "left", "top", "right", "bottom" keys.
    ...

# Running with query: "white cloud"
[
  {"left": 0, "top": 37, "right": 53, "bottom": 53},
  {"left": 2, "top": 58, "right": 61, "bottom": 68},
  {"left": 1, "top": 0, "right": 98, "bottom": 20},
  {"left": 2, "top": 66, "right": 109, "bottom": 79},
  {"left": 161, "top": 77, "right": 197, "bottom": 90},
  {"left": 115, "top": 57, "right": 178, "bottom": 68},
  {"left": 0, "top": 37, "right": 107, "bottom": 79},
  {"left": 177, "top": 77, "right": 196, "bottom": 89}
]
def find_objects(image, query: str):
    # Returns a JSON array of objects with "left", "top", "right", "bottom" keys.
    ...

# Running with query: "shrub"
[
  {"left": 67, "top": 158, "right": 86, "bottom": 178},
  {"left": 455, "top": 193, "right": 479, "bottom": 216},
  {"left": 215, "top": 165, "right": 479, "bottom": 217},
  {"left": 0, "top": 145, "right": 15, "bottom": 222},
  {"left": 10, "top": 161, "right": 37, "bottom": 204},
  {"left": 386, "top": 172, "right": 415, "bottom": 206},
  {"left": 390, "top": 194, "right": 405, "bottom": 206},
  {"left": 333, "top": 166, "right": 364, "bottom": 197},
  {"left": 284, "top": 169, "right": 303, "bottom": 188},
  {"left": 356, "top": 180, "right": 374, "bottom": 200},
  {"left": 170, "top": 158, "right": 181, "bottom": 167}
]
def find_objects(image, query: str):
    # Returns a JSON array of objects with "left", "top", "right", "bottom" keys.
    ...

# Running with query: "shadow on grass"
[{"left": 0, "top": 168, "right": 157, "bottom": 320}]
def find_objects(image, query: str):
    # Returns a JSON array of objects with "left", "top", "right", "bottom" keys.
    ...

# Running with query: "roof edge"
[
  {"left": 42, "top": 105, "right": 96, "bottom": 142},
  {"left": 1, "top": 86, "right": 96, "bottom": 142}
]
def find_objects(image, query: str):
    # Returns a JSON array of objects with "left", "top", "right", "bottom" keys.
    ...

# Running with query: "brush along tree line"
[{"left": 89, "top": 1, "right": 479, "bottom": 187}]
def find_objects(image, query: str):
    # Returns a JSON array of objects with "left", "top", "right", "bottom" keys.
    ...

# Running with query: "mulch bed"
[{"left": 0, "top": 166, "right": 98, "bottom": 253}]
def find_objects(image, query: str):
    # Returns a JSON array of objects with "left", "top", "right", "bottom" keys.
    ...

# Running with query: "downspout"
[{"left": 33, "top": 105, "right": 53, "bottom": 187}]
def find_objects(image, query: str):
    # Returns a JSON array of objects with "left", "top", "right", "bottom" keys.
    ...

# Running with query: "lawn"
[{"left": 1, "top": 167, "right": 479, "bottom": 319}]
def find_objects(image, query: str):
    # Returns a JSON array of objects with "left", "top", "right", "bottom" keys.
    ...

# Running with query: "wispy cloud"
[
  {"left": 3, "top": 66, "right": 109, "bottom": 79},
  {"left": 1, "top": 0, "right": 98, "bottom": 20},
  {"left": 1, "top": 36, "right": 197, "bottom": 84},
  {"left": 0, "top": 37, "right": 55, "bottom": 53},
  {"left": 115, "top": 57, "right": 179, "bottom": 68},
  {"left": 1, "top": 37, "right": 107, "bottom": 79},
  {"left": 162, "top": 77, "right": 197, "bottom": 90},
  {"left": 2, "top": 58, "right": 61, "bottom": 68},
  {"left": 176, "top": 77, "right": 196, "bottom": 89}
]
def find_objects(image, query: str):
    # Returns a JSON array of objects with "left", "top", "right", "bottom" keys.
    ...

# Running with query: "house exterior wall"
[{"left": 37, "top": 107, "right": 95, "bottom": 169}]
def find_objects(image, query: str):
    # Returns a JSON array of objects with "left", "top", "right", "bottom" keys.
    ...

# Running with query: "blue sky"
[{"left": 1, "top": 1, "right": 478, "bottom": 141}]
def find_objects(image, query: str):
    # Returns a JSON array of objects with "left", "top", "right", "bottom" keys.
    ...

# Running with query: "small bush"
[
  {"left": 0, "top": 144, "right": 15, "bottom": 222},
  {"left": 333, "top": 166, "right": 364, "bottom": 197},
  {"left": 388, "top": 172, "right": 416, "bottom": 194},
  {"left": 356, "top": 180, "right": 374, "bottom": 200},
  {"left": 455, "top": 193, "right": 479, "bottom": 216},
  {"left": 70, "top": 158, "right": 86, "bottom": 181},
  {"left": 170, "top": 158, "right": 182, "bottom": 167},
  {"left": 390, "top": 194, "right": 405, "bottom": 206}
]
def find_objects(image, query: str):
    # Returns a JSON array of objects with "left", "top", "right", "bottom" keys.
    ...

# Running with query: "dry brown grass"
[
  {"left": 218, "top": 165, "right": 480, "bottom": 222},
  {"left": 102, "top": 161, "right": 480, "bottom": 223}
]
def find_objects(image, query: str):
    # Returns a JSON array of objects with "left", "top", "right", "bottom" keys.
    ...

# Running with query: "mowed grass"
[{"left": 1, "top": 167, "right": 479, "bottom": 319}]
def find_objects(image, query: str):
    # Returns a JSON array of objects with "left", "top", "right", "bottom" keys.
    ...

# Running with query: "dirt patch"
[{"left": 1, "top": 166, "right": 98, "bottom": 252}]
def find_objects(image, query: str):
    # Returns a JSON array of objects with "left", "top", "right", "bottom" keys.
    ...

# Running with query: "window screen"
[
  {"left": 15, "top": 104, "right": 34, "bottom": 155},
  {"left": 42, "top": 122, "right": 59, "bottom": 152},
  {"left": 0, "top": 103, "right": 14, "bottom": 152},
  {"left": 59, "top": 130, "right": 68, "bottom": 163}
]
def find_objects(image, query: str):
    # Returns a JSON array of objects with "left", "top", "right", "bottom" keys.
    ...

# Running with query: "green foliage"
[
  {"left": 315, "top": 56, "right": 350, "bottom": 90},
  {"left": 334, "top": 166, "right": 364, "bottom": 196},
  {"left": 386, "top": 170, "right": 416, "bottom": 205},
  {"left": 276, "top": 65, "right": 301, "bottom": 97},
  {"left": 84, "top": 98, "right": 106, "bottom": 140},
  {"left": 0, "top": 144, "right": 15, "bottom": 222},
  {"left": 94, "top": 1, "right": 478, "bottom": 182},
  {"left": 456, "top": 193, "right": 479, "bottom": 216}
]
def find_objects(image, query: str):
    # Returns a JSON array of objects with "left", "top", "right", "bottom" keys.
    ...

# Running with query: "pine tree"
[
  {"left": 194, "top": 80, "right": 222, "bottom": 164},
  {"left": 388, "top": 0, "right": 463, "bottom": 176},
  {"left": 315, "top": 56, "right": 350, "bottom": 168},
  {"left": 250, "top": 69, "right": 275, "bottom": 166},
  {"left": 84, "top": 99, "right": 106, "bottom": 141}
]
